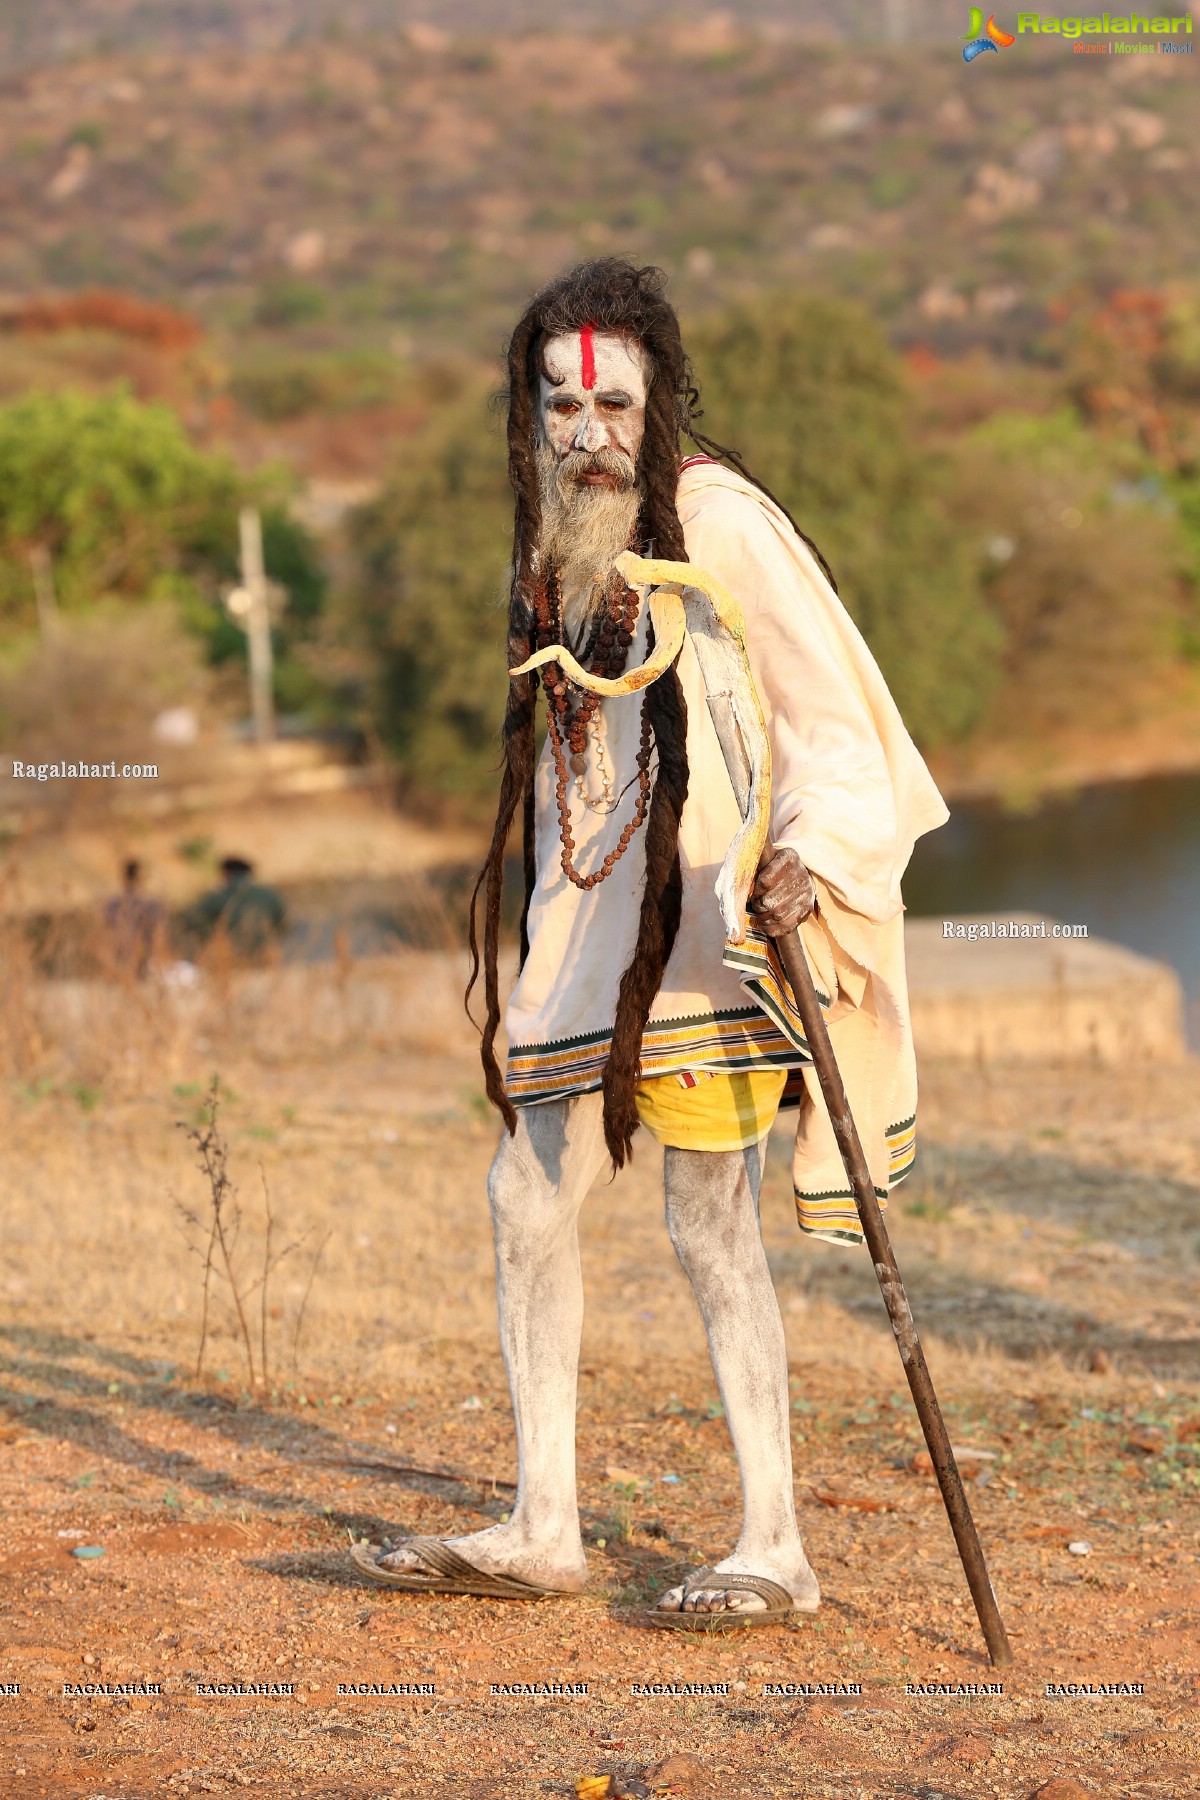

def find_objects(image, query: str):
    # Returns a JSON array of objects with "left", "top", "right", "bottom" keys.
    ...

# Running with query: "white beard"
[{"left": 536, "top": 438, "right": 641, "bottom": 636}]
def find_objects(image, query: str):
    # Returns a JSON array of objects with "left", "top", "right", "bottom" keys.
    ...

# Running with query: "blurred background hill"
[
  {"left": 0, "top": 1, "right": 1016, "bottom": 67},
  {"left": 0, "top": 3, "right": 1197, "bottom": 1008}
]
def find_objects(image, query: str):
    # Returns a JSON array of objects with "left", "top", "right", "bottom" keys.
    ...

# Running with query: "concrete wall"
[
  {"left": 20, "top": 924, "right": 1189, "bottom": 1086},
  {"left": 905, "top": 914, "right": 1187, "bottom": 1066}
]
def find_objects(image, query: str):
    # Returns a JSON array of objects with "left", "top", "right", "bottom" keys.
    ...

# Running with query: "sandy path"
[{"left": 1, "top": 963, "right": 1197, "bottom": 1796}]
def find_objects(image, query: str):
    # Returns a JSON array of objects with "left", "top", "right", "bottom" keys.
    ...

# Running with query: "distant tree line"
[{"left": 1, "top": 291, "right": 1195, "bottom": 804}]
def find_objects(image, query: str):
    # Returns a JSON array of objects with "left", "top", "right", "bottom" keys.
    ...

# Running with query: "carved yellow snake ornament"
[{"left": 510, "top": 551, "right": 772, "bottom": 945}]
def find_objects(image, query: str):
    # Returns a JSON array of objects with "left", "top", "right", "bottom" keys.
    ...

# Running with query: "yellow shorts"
[{"left": 634, "top": 1068, "right": 788, "bottom": 1153}]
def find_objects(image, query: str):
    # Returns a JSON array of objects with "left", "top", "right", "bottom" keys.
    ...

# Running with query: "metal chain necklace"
[
  {"left": 532, "top": 566, "right": 654, "bottom": 892},
  {"left": 575, "top": 712, "right": 615, "bottom": 814}
]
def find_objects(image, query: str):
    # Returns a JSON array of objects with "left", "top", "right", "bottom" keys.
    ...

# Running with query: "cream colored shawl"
[{"left": 505, "top": 457, "right": 949, "bottom": 1239}]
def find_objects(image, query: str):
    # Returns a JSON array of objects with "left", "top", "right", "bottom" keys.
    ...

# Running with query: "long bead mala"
[{"left": 533, "top": 568, "right": 654, "bottom": 893}]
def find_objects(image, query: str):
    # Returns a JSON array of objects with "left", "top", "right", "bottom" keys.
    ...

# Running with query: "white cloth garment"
[{"left": 505, "top": 456, "right": 949, "bottom": 1241}]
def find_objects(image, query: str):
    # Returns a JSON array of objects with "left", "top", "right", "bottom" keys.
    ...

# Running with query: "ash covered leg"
[
  {"left": 655, "top": 1141, "right": 819, "bottom": 1616},
  {"left": 377, "top": 1094, "right": 607, "bottom": 1591}
]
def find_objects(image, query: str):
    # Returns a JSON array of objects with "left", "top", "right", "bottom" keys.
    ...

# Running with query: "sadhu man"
[{"left": 354, "top": 258, "right": 947, "bottom": 1626}]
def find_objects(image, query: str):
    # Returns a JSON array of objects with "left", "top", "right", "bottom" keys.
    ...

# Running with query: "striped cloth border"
[
  {"left": 722, "top": 929, "right": 832, "bottom": 1046},
  {"left": 794, "top": 1114, "right": 916, "bottom": 1245},
  {"left": 507, "top": 928, "right": 832, "bottom": 1103},
  {"left": 507, "top": 1004, "right": 814, "bottom": 1102}
]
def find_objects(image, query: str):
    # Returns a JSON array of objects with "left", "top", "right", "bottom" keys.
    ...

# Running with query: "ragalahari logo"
[{"left": 962, "top": 8, "right": 1018, "bottom": 57}]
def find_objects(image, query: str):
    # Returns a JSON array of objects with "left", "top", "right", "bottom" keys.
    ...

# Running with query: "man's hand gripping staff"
[{"left": 515, "top": 551, "right": 1014, "bottom": 1671}]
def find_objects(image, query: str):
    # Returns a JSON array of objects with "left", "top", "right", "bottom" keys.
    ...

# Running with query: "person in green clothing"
[{"left": 184, "top": 855, "right": 286, "bottom": 958}]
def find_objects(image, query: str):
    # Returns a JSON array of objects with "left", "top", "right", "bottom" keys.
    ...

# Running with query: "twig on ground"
[
  {"left": 304, "top": 1452, "right": 517, "bottom": 1492},
  {"left": 259, "top": 1163, "right": 273, "bottom": 1389},
  {"left": 177, "top": 1084, "right": 322, "bottom": 1390},
  {"left": 179, "top": 1075, "right": 255, "bottom": 1386},
  {"left": 291, "top": 1227, "right": 332, "bottom": 1378}
]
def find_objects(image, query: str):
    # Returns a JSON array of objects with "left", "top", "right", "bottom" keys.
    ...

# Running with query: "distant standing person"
[
  {"left": 102, "top": 859, "right": 167, "bottom": 975},
  {"left": 184, "top": 856, "right": 286, "bottom": 958}
]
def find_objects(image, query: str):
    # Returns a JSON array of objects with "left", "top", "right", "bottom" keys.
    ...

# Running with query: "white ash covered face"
[
  {"left": 538, "top": 327, "right": 649, "bottom": 475},
  {"left": 536, "top": 327, "right": 650, "bottom": 608}
]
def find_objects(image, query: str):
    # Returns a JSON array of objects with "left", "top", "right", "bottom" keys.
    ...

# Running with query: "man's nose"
[{"left": 573, "top": 405, "right": 607, "bottom": 453}]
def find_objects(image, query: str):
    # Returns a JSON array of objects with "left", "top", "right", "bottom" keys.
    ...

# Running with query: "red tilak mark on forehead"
[{"left": 579, "top": 324, "right": 596, "bottom": 391}]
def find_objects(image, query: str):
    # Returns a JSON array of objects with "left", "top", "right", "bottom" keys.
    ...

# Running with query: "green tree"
[
  {"left": 0, "top": 387, "right": 241, "bottom": 624},
  {"left": 347, "top": 382, "right": 512, "bottom": 800},
  {"left": 953, "top": 409, "right": 1185, "bottom": 723},
  {"left": 0, "top": 387, "right": 336, "bottom": 720},
  {"left": 688, "top": 294, "right": 1001, "bottom": 743}
]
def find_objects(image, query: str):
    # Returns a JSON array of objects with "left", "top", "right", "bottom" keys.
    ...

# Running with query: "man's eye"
[
  {"left": 548, "top": 399, "right": 580, "bottom": 415},
  {"left": 599, "top": 399, "right": 630, "bottom": 412}
]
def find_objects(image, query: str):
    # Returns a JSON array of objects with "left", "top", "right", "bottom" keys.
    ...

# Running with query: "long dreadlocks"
[{"left": 467, "top": 257, "right": 836, "bottom": 1168}]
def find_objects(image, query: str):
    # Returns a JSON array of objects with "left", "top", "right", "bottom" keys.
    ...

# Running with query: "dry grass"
[
  {"left": 1, "top": 950, "right": 1198, "bottom": 1794},
  {"left": 4, "top": 942, "right": 1200, "bottom": 1392}
]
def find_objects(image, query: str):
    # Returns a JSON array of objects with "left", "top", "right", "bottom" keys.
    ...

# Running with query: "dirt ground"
[{"left": 1, "top": 952, "right": 1198, "bottom": 1798}]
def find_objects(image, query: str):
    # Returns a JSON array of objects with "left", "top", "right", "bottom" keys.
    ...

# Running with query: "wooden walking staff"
[
  {"left": 516, "top": 549, "right": 1013, "bottom": 1668},
  {"left": 770, "top": 924, "right": 1014, "bottom": 1670}
]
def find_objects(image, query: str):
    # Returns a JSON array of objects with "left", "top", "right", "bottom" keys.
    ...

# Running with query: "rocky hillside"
[{"left": 0, "top": 19, "right": 1192, "bottom": 363}]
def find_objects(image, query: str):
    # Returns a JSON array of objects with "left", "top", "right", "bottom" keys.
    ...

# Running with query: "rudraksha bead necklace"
[{"left": 533, "top": 566, "right": 654, "bottom": 892}]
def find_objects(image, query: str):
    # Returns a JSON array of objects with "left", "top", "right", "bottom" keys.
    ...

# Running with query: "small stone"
[
  {"left": 949, "top": 1734, "right": 993, "bottom": 1765},
  {"left": 1088, "top": 1349, "right": 1111, "bottom": 1373},
  {"left": 72, "top": 1546, "right": 105, "bottom": 1560},
  {"left": 605, "top": 1464, "right": 642, "bottom": 1487},
  {"left": 644, "top": 1751, "right": 709, "bottom": 1795},
  {"left": 805, "top": 1694, "right": 856, "bottom": 1722},
  {"left": 1028, "top": 1781, "right": 1096, "bottom": 1800},
  {"left": 1067, "top": 1540, "right": 1092, "bottom": 1556},
  {"left": 910, "top": 1445, "right": 994, "bottom": 1481}
]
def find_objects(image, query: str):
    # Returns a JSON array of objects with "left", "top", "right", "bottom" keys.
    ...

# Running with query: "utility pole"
[
  {"left": 885, "top": 0, "right": 911, "bottom": 43},
  {"left": 227, "top": 507, "right": 276, "bottom": 745},
  {"left": 29, "top": 544, "right": 59, "bottom": 639}
]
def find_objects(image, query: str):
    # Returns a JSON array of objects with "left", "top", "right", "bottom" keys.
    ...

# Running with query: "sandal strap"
[
  {"left": 682, "top": 1565, "right": 793, "bottom": 1611},
  {"left": 402, "top": 1536, "right": 551, "bottom": 1595}
]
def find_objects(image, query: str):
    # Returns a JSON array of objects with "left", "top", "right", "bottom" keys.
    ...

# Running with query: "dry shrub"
[
  {"left": 953, "top": 411, "right": 1184, "bottom": 731},
  {"left": 0, "top": 905, "right": 187, "bottom": 1093},
  {"left": 0, "top": 903, "right": 50, "bottom": 1081},
  {"left": 1, "top": 922, "right": 480, "bottom": 1096},
  {"left": 984, "top": 505, "right": 1178, "bottom": 726},
  {"left": 0, "top": 604, "right": 214, "bottom": 817},
  {"left": 0, "top": 289, "right": 202, "bottom": 351}
]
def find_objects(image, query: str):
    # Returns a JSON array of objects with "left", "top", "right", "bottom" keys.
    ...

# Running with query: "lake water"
[{"left": 904, "top": 771, "right": 1200, "bottom": 1046}]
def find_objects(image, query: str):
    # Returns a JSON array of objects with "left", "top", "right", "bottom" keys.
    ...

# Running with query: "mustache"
[{"left": 556, "top": 447, "right": 638, "bottom": 492}]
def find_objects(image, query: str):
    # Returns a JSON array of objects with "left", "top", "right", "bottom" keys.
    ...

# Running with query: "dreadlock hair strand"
[
  {"left": 466, "top": 655, "right": 536, "bottom": 1136},
  {"left": 600, "top": 360, "right": 692, "bottom": 1165},
  {"left": 466, "top": 307, "right": 547, "bottom": 1131},
  {"left": 472, "top": 259, "right": 698, "bottom": 1156}
]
